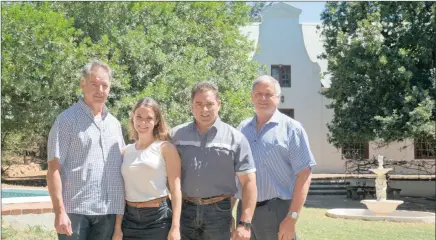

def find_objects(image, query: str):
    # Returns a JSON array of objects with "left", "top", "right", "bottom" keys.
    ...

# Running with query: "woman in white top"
[{"left": 112, "top": 97, "right": 182, "bottom": 240}]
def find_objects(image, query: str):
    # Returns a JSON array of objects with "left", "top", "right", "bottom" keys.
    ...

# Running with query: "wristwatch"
[
  {"left": 238, "top": 220, "right": 252, "bottom": 230},
  {"left": 288, "top": 211, "right": 299, "bottom": 220}
]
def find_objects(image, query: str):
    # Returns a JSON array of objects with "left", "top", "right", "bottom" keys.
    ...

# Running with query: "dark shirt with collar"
[{"left": 171, "top": 118, "right": 256, "bottom": 198}]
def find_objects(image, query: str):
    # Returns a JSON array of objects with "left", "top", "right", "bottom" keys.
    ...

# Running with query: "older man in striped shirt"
[
  {"left": 47, "top": 60, "right": 125, "bottom": 240},
  {"left": 237, "top": 75, "right": 317, "bottom": 240}
]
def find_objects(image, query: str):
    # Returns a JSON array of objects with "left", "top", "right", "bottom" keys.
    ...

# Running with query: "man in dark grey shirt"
[{"left": 171, "top": 81, "right": 257, "bottom": 240}]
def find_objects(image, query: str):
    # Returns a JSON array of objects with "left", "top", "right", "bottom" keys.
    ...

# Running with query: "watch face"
[{"left": 289, "top": 212, "right": 298, "bottom": 219}]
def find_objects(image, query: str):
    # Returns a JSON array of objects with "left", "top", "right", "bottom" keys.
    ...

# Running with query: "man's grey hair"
[
  {"left": 251, "top": 75, "right": 281, "bottom": 96},
  {"left": 81, "top": 59, "right": 112, "bottom": 82}
]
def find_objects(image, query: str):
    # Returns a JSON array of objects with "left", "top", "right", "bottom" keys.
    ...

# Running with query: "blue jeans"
[
  {"left": 58, "top": 214, "right": 115, "bottom": 240},
  {"left": 122, "top": 199, "right": 172, "bottom": 240},
  {"left": 181, "top": 198, "right": 232, "bottom": 240},
  {"left": 237, "top": 198, "right": 296, "bottom": 240}
]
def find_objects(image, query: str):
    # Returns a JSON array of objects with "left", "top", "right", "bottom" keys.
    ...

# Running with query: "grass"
[
  {"left": 297, "top": 207, "right": 435, "bottom": 240},
  {"left": 1, "top": 223, "right": 57, "bottom": 240},
  {"left": 2, "top": 208, "right": 435, "bottom": 240}
]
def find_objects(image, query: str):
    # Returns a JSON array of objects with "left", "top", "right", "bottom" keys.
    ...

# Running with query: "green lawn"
[
  {"left": 297, "top": 208, "right": 435, "bottom": 240},
  {"left": 2, "top": 208, "right": 435, "bottom": 240},
  {"left": 1, "top": 224, "right": 57, "bottom": 240}
]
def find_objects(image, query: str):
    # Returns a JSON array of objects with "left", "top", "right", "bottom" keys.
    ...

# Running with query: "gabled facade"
[{"left": 241, "top": 3, "right": 432, "bottom": 174}]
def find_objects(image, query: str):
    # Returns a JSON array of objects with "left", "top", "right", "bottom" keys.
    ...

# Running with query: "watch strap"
[{"left": 238, "top": 220, "right": 252, "bottom": 229}]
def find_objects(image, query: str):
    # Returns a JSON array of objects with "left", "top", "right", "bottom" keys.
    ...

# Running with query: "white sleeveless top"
[{"left": 121, "top": 141, "right": 168, "bottom": 202}]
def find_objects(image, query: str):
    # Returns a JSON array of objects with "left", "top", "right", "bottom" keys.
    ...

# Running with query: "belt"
[
  {"left": 183, "top": 194, "right": 232, "bottom": 205},
  {"left": 126, "top": 196, "right": 168, "bottom": 208},
  {"left": 256, "top": 198, "right": 278, "bottom": 207}
]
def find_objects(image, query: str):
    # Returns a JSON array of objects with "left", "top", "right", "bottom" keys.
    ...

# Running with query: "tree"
[
  {"left": 319, "top": 2, "right": 436, "bottom": 149},
  {"left": 1, "top": 2, "right": 83, "bottom": 155},
  {"left": 248, "top": 1, "right": 274, "bottom": 22},
  {"left": 1, "top": 2, "right": 127, "bottom": 159},
  {"left": 1, "top": 2, "right": 260, "bottom": 161},
  {"left": 53, "top": 2, "right": 260, "bottom": 130}
]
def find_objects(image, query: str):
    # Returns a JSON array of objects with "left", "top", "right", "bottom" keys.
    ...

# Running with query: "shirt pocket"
[
  {"left": 69, "top": 131, "right": 92, "bottom": 164},
  {"left": 76, "top": 131, "right": 91, "bottom": 147},
  {"left": 103, "top": 126, "right": 119, "bottom": 140},
  {"left": 213, "top": 146, "right": 231, "bottom": 157},
  {"left": 263, "top": 137, "right": 289, "bottom": 158}
]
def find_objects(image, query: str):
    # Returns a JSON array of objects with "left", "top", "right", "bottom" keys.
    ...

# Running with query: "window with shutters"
[
  {"left": 414, "top": 137, "right": 436, "bottom": 159},
  {"left": 271, "top": 65, "right": 291, "bottom": 87},
  {"left": 342, "top": 141, "right": 369, "bottom": 160}
]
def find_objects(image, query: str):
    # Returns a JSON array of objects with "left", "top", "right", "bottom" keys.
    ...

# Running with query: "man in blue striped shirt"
[{"left": 237, "top": 75, "right": 317, "bottom": 240}]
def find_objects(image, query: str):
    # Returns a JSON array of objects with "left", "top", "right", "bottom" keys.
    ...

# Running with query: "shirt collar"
[
  {"left": 77, "top": 97, "right": 108, "bottom": 120},
  {"left": 250, "top": 109, "right": 281, "bottom": 127},
  {"left": 269, "top": 109, "right": 281, "bottom": 123},
  {"left": 192, "top": 117, "right": 221, "bottom": 133}
]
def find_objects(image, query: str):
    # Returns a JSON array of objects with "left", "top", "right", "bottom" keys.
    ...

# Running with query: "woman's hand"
[
  {"left": 112, "top": 228, "right": 123, "bottom": 240},
  {"left": 167, "top": 226, "right": 181, "bottom": 240}
]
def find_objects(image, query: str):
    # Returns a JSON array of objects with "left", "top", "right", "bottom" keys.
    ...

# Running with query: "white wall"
[
  {"left": 319, "top": 96, "right": 344, "bottom": 173},
  {"left": 390, "top": 180, "right": 436, "bottom": 197},
  {"left": 303, "top": 23, "right": 343, "bottom": 173},
  {"left": 301, "top": 23, "right": 331, "bottom": 88},
  {"left": 369, "top": 140, "right": 414, "bottom": 162}
]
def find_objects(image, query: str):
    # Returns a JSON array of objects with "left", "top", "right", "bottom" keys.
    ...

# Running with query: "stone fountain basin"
[
  {"left": 361, "top": 199, "right": 403, "bottom": 215},
  {"left": 326, "top": 208, "right": 435, "bottom": 223},
  {"left": 369, "top": 167, "right": 393, "bottom": 176}
]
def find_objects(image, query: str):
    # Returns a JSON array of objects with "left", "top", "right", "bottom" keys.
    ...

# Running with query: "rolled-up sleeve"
[
  {"left": 234, "top": 135, "right": 256, "bottom": 176},
  {"left": 288, "top": 126, "right": 317, "bottom": 175},
  {"left": 47, "top": 117, "right": 71, "bottom": 165}
]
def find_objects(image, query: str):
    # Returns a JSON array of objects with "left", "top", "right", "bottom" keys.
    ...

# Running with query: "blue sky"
[{"left": 283, "top": 2, "right": 326, "bottom": 23}]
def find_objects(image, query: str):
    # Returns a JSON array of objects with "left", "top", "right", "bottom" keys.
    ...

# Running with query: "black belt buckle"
[
  {"left": 256, "top": 200, "right": 268, "bottom": 207},
  {"left": 256, "top": 198, "right": 275, "bottom": 207}
]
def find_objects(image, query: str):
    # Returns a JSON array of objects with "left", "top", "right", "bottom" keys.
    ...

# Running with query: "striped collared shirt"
[
  {"left": 47, "top": 98, "right": 125, "bottom": 215},
  {"left": 237, "top": 109, "right": 316, "bottom": 201}
]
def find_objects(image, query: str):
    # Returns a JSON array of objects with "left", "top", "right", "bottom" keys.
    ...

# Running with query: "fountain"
[
  {"left": 326, "top": 155, "right": 435, "bottom": 223},
  {"left": 360, "top": 155, "right": 403, "bottom": 215}
]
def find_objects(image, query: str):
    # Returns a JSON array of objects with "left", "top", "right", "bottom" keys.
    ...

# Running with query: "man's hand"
[
  {"left": 232, "top": 225, "right": 251, "bottom": 240},
  {"left": 48, "top": 159, "right": 71, "bottom": 236},
  {"left": 54, "top": 211, "right": 72, "bottom": 236},
  {"left": 112, "top": 228, "right": 123, "bottom": 240},
  {"left": 278, "top": 216, "right": 296, "bottom": 240}
]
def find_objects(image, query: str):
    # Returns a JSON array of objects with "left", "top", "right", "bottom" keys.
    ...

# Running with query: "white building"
[{"left": 241, "top": 3, "right": 434, "bottom": 174}]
